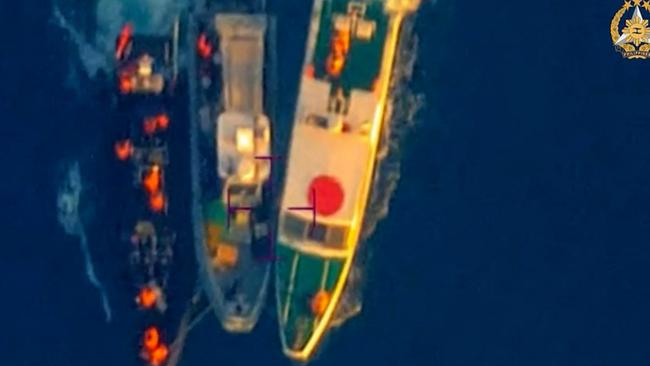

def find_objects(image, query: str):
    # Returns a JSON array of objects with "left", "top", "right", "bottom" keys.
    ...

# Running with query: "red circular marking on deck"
[{"left": 308, "top": 175, "right": 344, "bottom": 216}]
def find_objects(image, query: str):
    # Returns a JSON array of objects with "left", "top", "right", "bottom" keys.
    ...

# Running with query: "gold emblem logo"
[{"left": 611, "top": 0, "right": 650, "bottom": 59}]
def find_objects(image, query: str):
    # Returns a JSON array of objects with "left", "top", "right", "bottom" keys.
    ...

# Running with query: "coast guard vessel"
[
  {"left": 274, "top": 0, "right": 420, "bottom": 361},
  {"left": 189, "top": 0, "right": 276, "bottom": 333}
]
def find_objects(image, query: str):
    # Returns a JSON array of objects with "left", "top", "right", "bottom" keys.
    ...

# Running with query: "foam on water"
[
  {"left": 57, "top": 161, "right": 113, "bottom": 323},
  {"left": 52, "top": 5, "right": 107, "bottom": 79},
  {"left": 52, "top": 0, "right": 186, "bottom": 78},
  {"left": 334, "top": 15, "right": 425, "bottom": 326},
  {"left": 94, "top": 0, "right": 186, "bottom": 47}
]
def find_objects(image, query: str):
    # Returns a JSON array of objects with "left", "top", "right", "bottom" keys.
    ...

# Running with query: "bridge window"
[
  {"left": 283, "top": 213, "right": 309, "bottom": 241},
  {"left": 325, "top": 226, "right": 346, "bottom": 248},
  {"left": 308, "top": 222, "right": 327, "bottom": 242},
  {"left": 282, "top": 213, "right": 347, "bottom": 249}
]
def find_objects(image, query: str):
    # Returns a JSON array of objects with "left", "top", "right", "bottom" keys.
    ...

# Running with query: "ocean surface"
[{"left": 2, "top": 0, "right": 650, "bottom": 365}]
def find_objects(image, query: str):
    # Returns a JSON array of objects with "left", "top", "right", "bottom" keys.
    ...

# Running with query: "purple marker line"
[
  {"left": 247, "top": 155, "right": 284, "bottom": 261},
  {"left": 311, "top": 188, "right": 316, "bottom": 233},
  {"left": 254, "top": 155, "right": 282, "bottom": 161},
  {"left": 255, "top": 154, "right": 281, "bottom": 193},
  {"left": 287, "top": 189, "right": 317, "bottom": 236},
  {"left": 226, "top": 187, "right": 231, "bottom": 229},
  {"left": 226, "top": 189, "right": 253, "bottom": 229},
  {"left": 232, "top": 206, "right": 253, "bottom": 211}
]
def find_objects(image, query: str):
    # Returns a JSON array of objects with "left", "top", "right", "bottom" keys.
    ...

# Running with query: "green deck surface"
[
  {"left": 311, "top": 0, "right": 389, "bottom": 93},
  {"left": 203, "top": 199, "right": 227, "bottom": 226},
  {"left": 276, "top": 243, "right": 344, "bottom": 351}
]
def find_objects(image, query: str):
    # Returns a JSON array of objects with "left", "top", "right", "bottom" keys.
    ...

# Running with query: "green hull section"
[
  {"left": 203, "top": 199, "right": 228, "bottom": 227},
  {"left": 276, "top": 243, "right": 344, "bottom": 351}
]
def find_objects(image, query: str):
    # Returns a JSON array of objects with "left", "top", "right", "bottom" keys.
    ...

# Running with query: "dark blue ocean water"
[{"left": 3, "top": 0, "right": 650, "bottom": 365}]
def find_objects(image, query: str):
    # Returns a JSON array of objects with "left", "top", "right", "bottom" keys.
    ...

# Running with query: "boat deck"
[
  {"left": 311, "top": 0, "right": 388, "bottom": 94},
  {"left": 201, "top": 199, "right": 270, "bottom": 332},
  {"left": 276, "top": 244, "right": 344, "bottom": 351},
  {"left": 192, "top": 11, "right": 273, "bottom": 333},
  {"left": 276, "top": 0, "right": 419, "bottom": 360},
  {"left": 217, "top": 14, "right": 266, "bottom": 114}
]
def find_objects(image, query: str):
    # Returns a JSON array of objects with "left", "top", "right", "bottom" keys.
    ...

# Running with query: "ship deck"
[
  {"left": 276, "top": 0, "right": 416, "bottom": 361},
  {"left": 217, "top": 14, "right": 266, "bottom": 114},
  {"left": 276, "top": 244, "right": 344, "bottom": 350},
  {"left": 191, "top": 11, "right": 274, "bottom": 333},
  {"left": 310, "top": 0, "right": 388, "bottom": 93}
]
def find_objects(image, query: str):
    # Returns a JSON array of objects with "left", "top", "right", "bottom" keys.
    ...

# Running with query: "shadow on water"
[{"left": 330, "top": 4, "right": 427, "bottom": 334}]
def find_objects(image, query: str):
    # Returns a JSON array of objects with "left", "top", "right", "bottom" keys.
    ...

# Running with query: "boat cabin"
[
  {"left": 217, "top": 111, "right": 270, "bottom": 191},
  {"left": 115, "top": 23, "right": 178, "bottom": 96}
]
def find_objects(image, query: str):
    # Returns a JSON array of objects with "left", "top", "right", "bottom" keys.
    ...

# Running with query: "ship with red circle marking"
[{"left": 275, "top": 0, "right": 421, "bottom": 361}]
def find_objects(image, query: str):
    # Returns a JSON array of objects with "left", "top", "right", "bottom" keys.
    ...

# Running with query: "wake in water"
[
  {"left": 52, "top": 0, "right": 187, "bottom": 78},
  {"left": 52, "top": 6, "right": 107, "bottom": 79},
  {"left": 57, "top": 161, "right": 113, "bottom": 323},
  {"left": 363, "top": 17, "right": 424, "bottom": 240},
  {"left": 334, "top": 15, "right": 425, "bottom": 326}
]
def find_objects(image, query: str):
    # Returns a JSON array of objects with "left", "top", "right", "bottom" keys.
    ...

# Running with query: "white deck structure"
[
  {"left": 278, "top": 74, "right": 379, "bottom": 253},
  {"left": 215, "top": 14, "right": 270, "bottom": 196}
]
